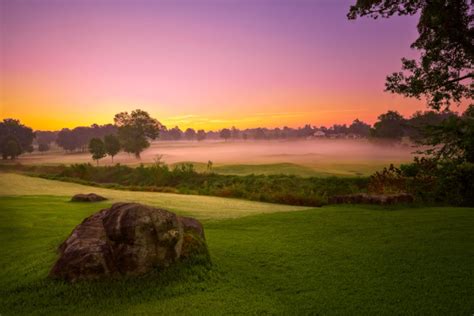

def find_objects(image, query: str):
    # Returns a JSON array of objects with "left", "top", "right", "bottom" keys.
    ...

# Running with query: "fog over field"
[{"left": 17, "top": 139, "right": 416, "bottom": 176}]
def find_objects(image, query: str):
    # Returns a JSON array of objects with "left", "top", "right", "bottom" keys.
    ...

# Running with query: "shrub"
[
  {"left": 368, "top": 164, "right": 407, "bottom": 194},
  {"left": 398, "top": 158, "right": 474, "bottom": 206}
]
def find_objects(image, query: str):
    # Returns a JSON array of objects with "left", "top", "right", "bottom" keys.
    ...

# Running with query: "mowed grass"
[
  {"left": 210, "top": 162, "right": 389, "bottom": 177},
  {"left": 0, "top": 195, "right": 473, "bottom": 315},
  {"left": 0, "top": 173, "right": 310, "bottom": 220},
  {"left": 174, "top": 161, "right": 373, "bottom": 177}
]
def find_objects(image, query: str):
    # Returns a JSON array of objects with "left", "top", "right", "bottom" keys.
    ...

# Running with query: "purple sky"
[{"left": 1, "top": 0, "right": 432, "bottom": 130}]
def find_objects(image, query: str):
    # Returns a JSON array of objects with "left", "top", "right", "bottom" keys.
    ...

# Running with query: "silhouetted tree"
[
  {"left": 56, "top": 129, "right": 78, "bottom": 151},
  {"left": 220, "top": 128, "right": 231, "bottom": 141},
  {"left": 104, "top": 134, "right": 121, "bottom": 162},
  {"left": 184, "top": 128, "right": 196, "bottom": 140},
  {"left": 1, "top": 137, "right": 21, "bottom": 159},
  {"left": 254, "top": 128, "right": 266, "bottom": 140},
  {"left": 418, "top": 105, "right": 474, "bottom": 162},
  {"left": 35, "top": 130, "right": 57, "bottom": 146},
  {"left": 168, "top": 126, "right": 183, "bottom": 141},
  {"left": 89, "top": 138, "right": 106, "bottom": 165},
  {"left": 38, "top": 143, "right": 50, "bottom": 153},
  {"left": 297, "top": 124, "right": 314, "bottom": 138},
  {"left": 349, "top": 119, "right": 371, "bottom": 137},
  {"left": 196, "top": 129, "right": 206, "bottom": 141},
  {"left": 406, "top": 110, "right": 454, "bottom": 141},
  {"left": 231, "top": 126, "right": 240, "bottom": 139},
  {"left": 56, "top": 124, "right": 116, "bottom": 152},
  {"left": 0, "top": 119, "right": 35, "bottom": 159},
  {"left": 114, "top": 109, "right": 162, "bottom": 158},
  {"left": 330, "top": 124, "right": 349, "bottom": 136},
  {"left": 371, "top": 111, "right": 407, "bottom": 140},
  {"left": 349, "top": 0, "right": 473, "bottom": 111}
]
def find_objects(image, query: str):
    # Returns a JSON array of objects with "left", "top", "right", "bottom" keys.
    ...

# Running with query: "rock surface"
[
  {"left": 328, "top": 193, "right": 414, "bottom": 205},
  {"left": 50, "top": 202, "right": 208, "bottom": 282},
  {"left": 71, "top": 193, "right": 107, "bottom": 202}
]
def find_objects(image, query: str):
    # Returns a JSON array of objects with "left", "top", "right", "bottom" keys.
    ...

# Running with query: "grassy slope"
[
  {"left": 0, "top": 173, "right": 309, "bottom": 220},
  {"left": 114, "top": 161, "right": 386, "bottom": 177},
  {"left": 0, "top": 195, "right": 473, "bottom": 315}
]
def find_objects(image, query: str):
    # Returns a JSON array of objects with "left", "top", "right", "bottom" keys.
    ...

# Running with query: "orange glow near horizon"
[{"left": 1, "top": 79, "right": 432, "bottom": 131}]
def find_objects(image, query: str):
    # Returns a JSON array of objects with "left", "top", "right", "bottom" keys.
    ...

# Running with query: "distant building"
[{"left": 313, "top": 131, "right": 326, "bottom": 137}]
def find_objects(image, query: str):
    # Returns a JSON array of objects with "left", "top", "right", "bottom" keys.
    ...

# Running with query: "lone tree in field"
[
  {"left": 349, "top": 0, "right": 473, "bottom": 161},
  {"left": 104, "top": 134, "right": 121, "bottom": 163},
  {"left": 220, "top": 128, "right": 231, "bottom": 141},
  {"left": 0, "top": 119, "right": 35, "bottom": 159},
  {"left": 114, "top": 109, "right": 163, "bottom": 158},
  {"left": 89, "top": 138, "right": 106, "bottom": 165}
]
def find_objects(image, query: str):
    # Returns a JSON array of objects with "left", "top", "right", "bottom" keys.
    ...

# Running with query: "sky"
[{"left": 0, "top": 0, "right": 438, "bottom": 131}]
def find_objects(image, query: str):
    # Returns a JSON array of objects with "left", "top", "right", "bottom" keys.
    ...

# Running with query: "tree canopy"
[
  {"left": 88, "top": 138, "right": 106, "bottom": 165},
  {"left": 196, "top": 129, "right": 206, "bottom": 141},
  {"left": 349, "top": 119, "right": 371, "bottom": 137},
  {"left": 418, "top": 104, "right": 474, "bottom": 162},
  {"left": 371, "top": 111, "right": 406, "bottom": 140},
  {"left": 104, "top": 134, "right": 121, "bottom": 162},
  {"left": 0, "top": 119, "right": 35, "bottom": 159},
  {"left": 220, "top": 128, "right": 231, "bottom": 141},
  {"left": 38, "top": 143, "right": 50, "bottom": 153},
  {"left": 56, "top": 124, "right": 116, "bottom": 152},
  {"left": 184, "top": 128, "right": 196, "bottom": 140},
  {"left": 114, "top": 109, "right": 163, "bottom": 158},
  {"left": 348, "top": 0, "right": 473, "bottom": 111}
]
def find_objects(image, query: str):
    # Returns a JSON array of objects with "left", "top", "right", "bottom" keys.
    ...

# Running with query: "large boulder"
[
  {"left": 71, "top": 193, "right": 107, "bottom": 202},
  {"left": 50, "top": 202, "right": 208, "bottom": 282}
]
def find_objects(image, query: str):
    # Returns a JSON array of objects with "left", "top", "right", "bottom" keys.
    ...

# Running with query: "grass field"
[
  {"left": 1, "top": 174, "right": 473, "bottom": 315},
  {"left": 177, "top": 161, "right": 387, "bottom": 177},
  {"left": 0, "top": 173, "right": 309, "bottom": 220}
]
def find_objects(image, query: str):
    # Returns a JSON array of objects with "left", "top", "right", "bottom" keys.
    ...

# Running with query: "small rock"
[{"left": 71, "top": 193, "right": 107, "bottom": 202}]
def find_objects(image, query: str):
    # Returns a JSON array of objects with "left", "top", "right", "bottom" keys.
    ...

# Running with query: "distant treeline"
[
  {"left": 0, "top": 108, "right": 456, "bottom": 158},
  {"left": 31, "top": 109, "right": 454, "bottom": 153}
]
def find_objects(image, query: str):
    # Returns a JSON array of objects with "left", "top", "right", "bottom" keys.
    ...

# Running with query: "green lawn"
[
  {"left": 0, "top": 196, "right": 474, "bottom": 315},
  {"left": 0, "top": 173, "right": 309, "bottom": 220},
  {"left": 1, "top": 191, "right": 473, "bottom": 314}
]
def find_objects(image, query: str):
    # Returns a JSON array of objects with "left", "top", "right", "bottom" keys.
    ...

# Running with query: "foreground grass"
[
  {"left": 0, "top": 173, "right": 309, "bottom": 220},
  {"left": 1, "top": 195, "right": 473, "bottom": 315}
]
